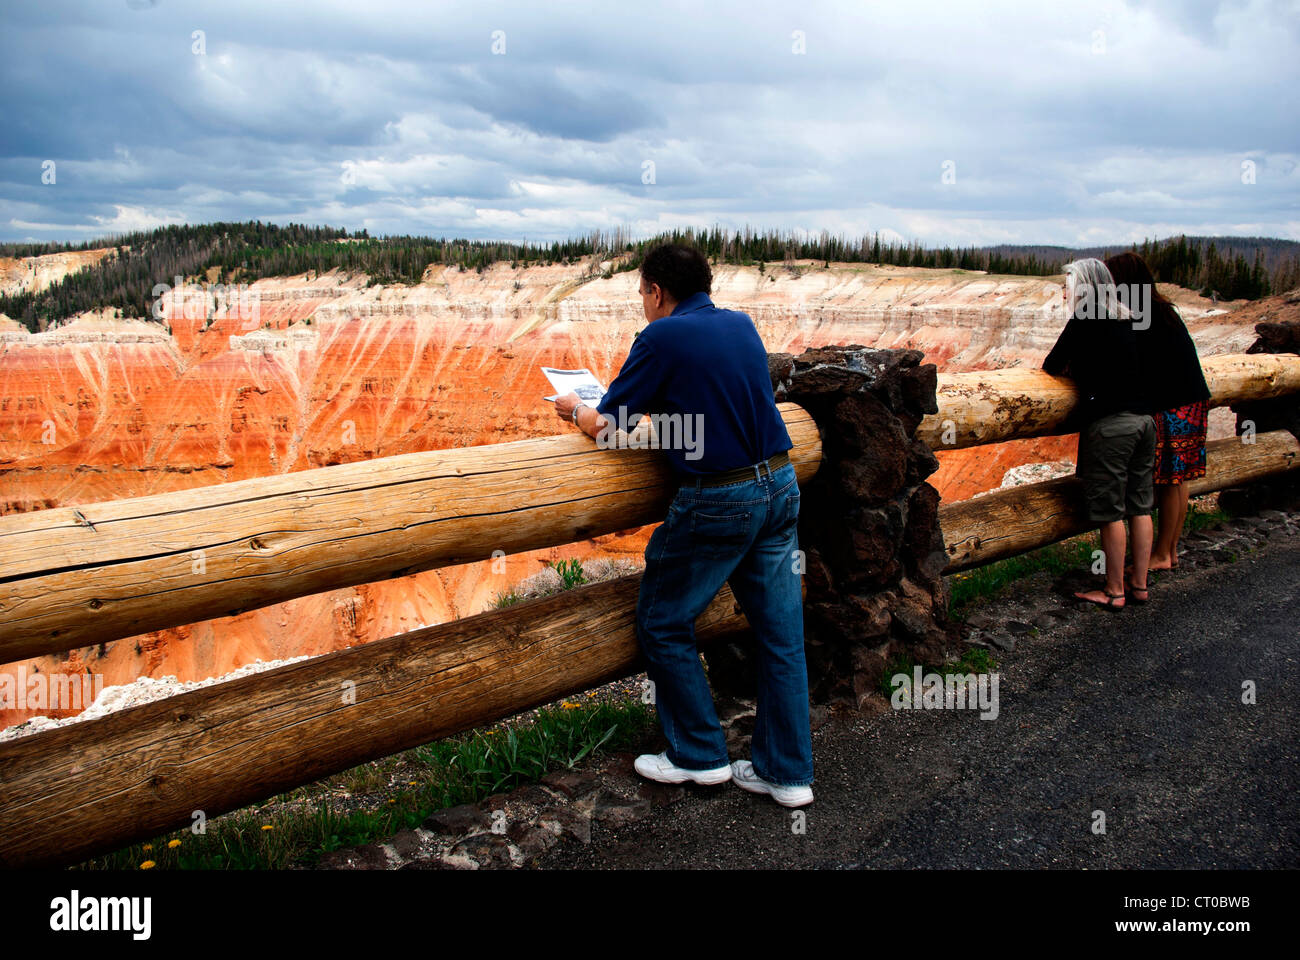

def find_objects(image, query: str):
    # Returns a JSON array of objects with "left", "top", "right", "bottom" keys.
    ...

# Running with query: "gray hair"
[{"left": 1064, "top": 257, "right": 1126, "bottom": 321}]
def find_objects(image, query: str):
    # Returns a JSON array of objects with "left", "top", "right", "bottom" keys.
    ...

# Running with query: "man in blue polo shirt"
[{"left": 554, "top": 243, "right": 814, "bottom": 807}]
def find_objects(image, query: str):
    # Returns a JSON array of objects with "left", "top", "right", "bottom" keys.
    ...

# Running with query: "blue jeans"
[{"left": 637, "top": 458, "right": 814, "bottom": 787}]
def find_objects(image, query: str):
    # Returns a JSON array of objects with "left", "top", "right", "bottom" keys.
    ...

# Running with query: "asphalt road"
[{"left": 537, "top": 537, "right": 1300, "bottom": 869}]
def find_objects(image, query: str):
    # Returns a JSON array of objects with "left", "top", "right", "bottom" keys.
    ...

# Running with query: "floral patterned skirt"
[{"left": 1153, "top": 399, "right": 1208, "bottom": 484}]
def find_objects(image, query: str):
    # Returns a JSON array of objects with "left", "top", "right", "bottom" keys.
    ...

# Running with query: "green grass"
[
  {"left": 491, "top": 588, "right": 524, "bottom": 608},
  {"left": 1183, "top": 504, "right": 1230, "bottom": 533},
  {"left": 73, "top": 697, "right": 655, "bottom": 871},
  {"left": 879, "top": 646, "right": 999, "bottom": 698},
  {"left": 947, "top": 533, "right": 1100, "bottom": 619}
]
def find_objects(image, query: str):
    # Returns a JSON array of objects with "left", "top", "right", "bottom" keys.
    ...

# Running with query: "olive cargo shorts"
[{"left": 1076, "top": 411, "right": 1157, "bottom": 523}]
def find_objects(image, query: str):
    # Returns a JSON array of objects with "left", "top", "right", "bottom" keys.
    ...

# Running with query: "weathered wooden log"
[
  {"left": 0, "top": 571, "right": 760, "bottom": 869},
  {"left": 917, "top": 353, "right": 1300, "bottom": 450},
  {"left": 0, "top": 404, "right": 820, "bottom": 662},
  {"left": 939, "top": 429, "right": 1300, "bottom": 572}
]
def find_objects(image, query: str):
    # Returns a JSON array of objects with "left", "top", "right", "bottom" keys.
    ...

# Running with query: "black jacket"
[
  {"left": 1042, "top": 308, "right": 1152, "bottom": 428},
  {"left": 1134, "top": 308, "right": 1211, "bottom": 412}
]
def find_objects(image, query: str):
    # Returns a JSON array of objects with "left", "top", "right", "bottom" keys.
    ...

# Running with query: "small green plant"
[
  {"left": 549, "top": 558, "right": 586, "bottom": 590},
  {"left": 489, "top": 556, "right": 603, "bottom": 610},
  {"left": 492, "top": 588, "right": 523, "bottom": 609},
  {"left": 951, "top": 646, "right": 996, "bottom": 675},
  {"left": 1183, "top": 504, "right": 1230, "bottom": 534}
]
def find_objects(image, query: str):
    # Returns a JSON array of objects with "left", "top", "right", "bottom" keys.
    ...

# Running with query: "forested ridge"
[{"left": 3, "top": 222, "right": 1295, "bottom": 333}]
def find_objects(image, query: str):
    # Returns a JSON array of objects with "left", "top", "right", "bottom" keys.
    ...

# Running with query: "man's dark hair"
[{"left": 639, "top": 243, "right": 712, "bottom": 303}]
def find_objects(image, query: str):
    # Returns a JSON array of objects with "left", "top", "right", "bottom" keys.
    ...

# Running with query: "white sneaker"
[
  {"left": 730, "top": 760, "right": 814, "bottom": 807},
  {"left": 633, "top": 752, "right": 733, "bottom": 786}
]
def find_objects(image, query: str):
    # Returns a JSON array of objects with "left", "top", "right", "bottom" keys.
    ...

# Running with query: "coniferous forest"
[{"left": 2, "top": 221, "right": 1296, "bottom": 333}]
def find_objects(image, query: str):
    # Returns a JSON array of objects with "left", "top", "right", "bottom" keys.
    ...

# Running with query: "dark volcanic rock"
[
  {"left": 316, "top": 843, "right": 391, "bottom": 870},
  {"left": 422, "top": 803, "right": 491, "bottom": 837},
  {"left": 760, "top": 345, "right": 955, "bottom": 702}
]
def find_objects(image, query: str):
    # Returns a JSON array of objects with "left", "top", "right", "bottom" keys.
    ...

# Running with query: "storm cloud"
[{"left": 1, "top": 0, "right": 1296, "bottom": 246}]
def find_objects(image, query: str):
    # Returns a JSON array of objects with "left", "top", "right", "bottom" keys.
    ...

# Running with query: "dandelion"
[
  {"left": 142, "top": 843, "right": 153, "bottom": 852},
  {"left": 167, "top": 839, "right": 182, "bottom": 849},
  {"left": 562, "top": 702, "right": 579, "bottom": 710},
  {"left": 261, "top": 824, "right": 274, "bottom": 831},
  {"left": 388, "top": 798, "right": 397, "bottom": 804},
  {"left": 140, "top": 860, "right": 156, "bottom": 870}
]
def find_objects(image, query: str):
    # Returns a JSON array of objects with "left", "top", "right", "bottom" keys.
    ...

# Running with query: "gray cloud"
[{"left": 0, "top": 0, "right": 1296, "bottom": 246}]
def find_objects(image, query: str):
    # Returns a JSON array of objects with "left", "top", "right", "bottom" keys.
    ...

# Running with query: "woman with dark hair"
[
  {"left": 1043, "top": 258, "right": 1155, "bottom": 611},
  {"left": 1105, "top": 252, "right": 1211, "bottom": 576}
]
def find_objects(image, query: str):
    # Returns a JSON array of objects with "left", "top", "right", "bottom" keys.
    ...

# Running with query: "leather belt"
[{"left": 688, "top": 449, "right": 791, "bottom": 488}]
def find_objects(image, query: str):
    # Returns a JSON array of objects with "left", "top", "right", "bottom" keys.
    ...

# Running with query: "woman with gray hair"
[{"left": 1042, "top": 258, "right": 1155, "bottom": 611}]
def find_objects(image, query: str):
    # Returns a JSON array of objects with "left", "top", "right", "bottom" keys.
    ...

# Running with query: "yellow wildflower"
[
  {"left": 140, "top": 860, "right": 156, "bottom": 870},
  {"left": 261, "top": 824, "right": 274, "bottom": 831},
  {"left": 142, "top": 843, "right": 152, "bottom": 852},
  {"left": 167, "top": 839, "right": 181, "bottom": 849}
]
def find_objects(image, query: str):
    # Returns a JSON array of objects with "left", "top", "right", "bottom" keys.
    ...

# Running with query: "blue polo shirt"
[{"left": 594, "top": 291, "right": 793, "bottom": 477}]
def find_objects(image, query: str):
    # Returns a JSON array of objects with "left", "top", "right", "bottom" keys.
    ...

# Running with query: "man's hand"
[
  {"left": 555, "top": 391, "right": 608, "bottom": 440},
  {"left": 554, "top": 391, "right": 583, "bottom": 424}
]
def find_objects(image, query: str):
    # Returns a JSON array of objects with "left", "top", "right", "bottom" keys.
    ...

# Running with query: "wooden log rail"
[
  {"left": 939, "top": 429, "right": 1300, "bottom": 571},
  {"left": 916, "top": 353, "right": 1300, "bottom": 450},
  {"left": 0, "top": 570, "right": 768, "bottom": 868},
  {"left": 0, "top": 403, "right": 821, "bottom": 662}
]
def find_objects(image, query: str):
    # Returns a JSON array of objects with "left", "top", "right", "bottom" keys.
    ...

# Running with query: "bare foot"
[
  {"left": 1074, "top": 588, "right": 1125, "bottom": 611},
  {"left": 1147, "top": 554, "right": 1178, "bottom": 571}
]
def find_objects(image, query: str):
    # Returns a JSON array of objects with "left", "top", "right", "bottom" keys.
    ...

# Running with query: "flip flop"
[
  {"left": 1125, "top": 580, "right": 1150, "bottom": 604},
  {"left": 1074, "top": 589, "right": 1125, "bottom": 612}
]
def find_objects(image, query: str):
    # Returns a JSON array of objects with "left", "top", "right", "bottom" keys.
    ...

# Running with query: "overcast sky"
[{"left": 1, "top": 0, "right": 1297, "bottom": 248}]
